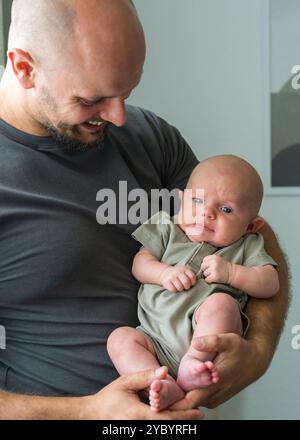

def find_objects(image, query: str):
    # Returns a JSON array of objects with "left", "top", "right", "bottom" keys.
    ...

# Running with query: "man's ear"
[
  {"left": 246, "top": 216, "right": 265, "bottom": 233},
  {"left": 7, "top": 48, "right": 35, "bottom": 89}
]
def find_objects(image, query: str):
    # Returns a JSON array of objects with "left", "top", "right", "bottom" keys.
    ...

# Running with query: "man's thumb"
[
  {"left": 192, "top": 334, "right": 236, "bottom": 353},
  {"left": 120, "top": 366, "right": 168, "bottom": 391}
]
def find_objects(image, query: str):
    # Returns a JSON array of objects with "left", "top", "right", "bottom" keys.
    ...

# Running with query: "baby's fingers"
[
  {"left": 185, "top": 268, "right": 197, "bottom": 286},
  {"left": 164, "top": 281, "right": 179, "bottom": 293},
  {"left": 172, "top": 278, "right": 186, "bottom": 292},
  {"left": 178, "top": 272, "right": 193, "bottom": 290},
  {"left": 200, "top": 260, "right": 209, "bottom": 273},
  {"left": 204, "top": 274, "right": 214, "bottom": 283},
  {"left": 202, "top": 266, "right": 213, "bottom": 282},
  {"left": 202, "top": 255, "right": 214, "bottom": 264}
]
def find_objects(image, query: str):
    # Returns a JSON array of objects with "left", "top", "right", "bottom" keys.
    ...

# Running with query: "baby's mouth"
[{"left": 186, "top": 224, "right": 204, "bottom": 234}]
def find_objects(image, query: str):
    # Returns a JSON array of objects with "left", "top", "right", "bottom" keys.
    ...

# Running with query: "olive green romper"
[{"left": 132, "top": 211, "right": 277, "bottom": 378}]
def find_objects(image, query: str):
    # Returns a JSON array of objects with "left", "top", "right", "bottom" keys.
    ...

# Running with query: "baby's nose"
[{"left": 204, "top": 205, "right": 216, "bottom": 219}]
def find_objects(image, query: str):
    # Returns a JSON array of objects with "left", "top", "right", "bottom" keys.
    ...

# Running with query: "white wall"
[{"left": 129, "top": 0, "right": 300, "bottom": 420}]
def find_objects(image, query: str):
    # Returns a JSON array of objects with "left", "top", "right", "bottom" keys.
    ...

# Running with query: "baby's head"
[{"left": 178, "top": 155, "right": 264, "bottom": 247}]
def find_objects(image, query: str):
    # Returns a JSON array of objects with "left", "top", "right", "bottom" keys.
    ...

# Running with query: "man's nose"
[{"left": 99, "top": 98, "right": 127, "bottom": 127}]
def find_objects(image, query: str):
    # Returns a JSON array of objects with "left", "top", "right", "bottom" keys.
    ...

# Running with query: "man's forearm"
[
  {"left": 0, "top": 391, "right": 85, "bottom": 420},
  {"left": 244, "top": 222, "right": 290, "bottom": 372}
]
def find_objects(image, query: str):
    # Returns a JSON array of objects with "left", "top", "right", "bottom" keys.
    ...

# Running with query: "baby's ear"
[{"left": 246, "top": 216, "right": 265, "bottom": 233}]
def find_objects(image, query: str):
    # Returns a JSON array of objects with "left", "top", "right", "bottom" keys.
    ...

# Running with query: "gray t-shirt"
[{"left": 0, "top": 105, "right": 198, "bottom": 396}]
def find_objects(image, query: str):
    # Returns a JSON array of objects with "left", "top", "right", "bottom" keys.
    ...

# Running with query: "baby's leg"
[
  {"left": 177, "top": 293, "right": 243, "bottom": 391},
  {"left": 107, "top": 327, "right": 185, "bottom": 411}
]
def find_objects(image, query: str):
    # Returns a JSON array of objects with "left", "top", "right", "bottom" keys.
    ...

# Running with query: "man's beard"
[
  {"left": 43, "top": 121, "right": 108, "bottom": 153},
  {"left": 37, "top": 117, "right": 107, "bottom": 153},
  {"left": 37, "top": 86, "right": 107, "bottom": 152}
]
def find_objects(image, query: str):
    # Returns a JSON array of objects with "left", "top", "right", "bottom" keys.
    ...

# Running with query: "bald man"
[{"left": 0, "top": 0, "right": 288, "bottom": 420}]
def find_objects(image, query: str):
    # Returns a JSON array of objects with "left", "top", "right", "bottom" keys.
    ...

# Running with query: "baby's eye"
[
  {"left": 221, "top": 206, "right": 232, "bottom": 214},
  {"left": 192, "top": 197, "right": 203, "bottom": 204}
]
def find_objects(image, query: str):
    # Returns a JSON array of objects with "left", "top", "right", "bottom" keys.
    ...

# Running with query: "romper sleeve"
[
  {"left": 243, "top": 233, "right": 278, "bottom": 268},
  {"left": 131, "top": 211, "right": 172, "bottom": 260}
]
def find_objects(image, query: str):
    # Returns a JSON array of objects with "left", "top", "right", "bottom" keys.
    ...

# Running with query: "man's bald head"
[
  {"left": 1, "top": 0, "right": 145, "bottom": 149},
  {"left": 9, "top": 0, "right": 75, "bottom": 64},
  {"left": 8, "top": 0, "right": 143, "bottom": 69}
]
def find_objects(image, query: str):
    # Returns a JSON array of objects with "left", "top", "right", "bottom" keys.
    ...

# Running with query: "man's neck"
[{"left": 0, "top": 88, "right": 47, "bottom": 137}]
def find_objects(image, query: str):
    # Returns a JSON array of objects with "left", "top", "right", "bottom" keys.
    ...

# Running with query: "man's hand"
[
  {"left": 159, "top": 266, "right": 197, "bottom": 292},
  {"left": 0, "top": 367, "right": 203, "bottom": 420},
  {"left": 170, "top": 333, "right": 268, "bottom": 410},
  {"left": 81, "top": 367, "right": 203, "bottom": 420},
  {"left": 201, "top": 255, "right": 232, "bottom": 284}
]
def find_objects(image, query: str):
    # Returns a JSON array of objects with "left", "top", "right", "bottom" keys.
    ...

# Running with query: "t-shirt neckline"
[{"left": 0, "top": 118, "right": 63, "bottom": 151}]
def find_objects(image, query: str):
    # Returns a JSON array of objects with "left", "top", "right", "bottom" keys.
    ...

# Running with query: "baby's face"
[{"left": 178, "top": 164, "right": 258, "bottom": 247}]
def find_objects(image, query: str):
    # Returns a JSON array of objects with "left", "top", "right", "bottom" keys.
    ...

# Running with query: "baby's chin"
[
  {"left": 179, "top": 223, "right": 226, "bottom": 247},
  {"left": 184, "top": 228, "right": 224, "bottom": 247}
]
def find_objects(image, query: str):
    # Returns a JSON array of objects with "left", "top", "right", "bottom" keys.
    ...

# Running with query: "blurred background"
[{"left": 1, "top": 0, "right": 299, "bottom": 420}]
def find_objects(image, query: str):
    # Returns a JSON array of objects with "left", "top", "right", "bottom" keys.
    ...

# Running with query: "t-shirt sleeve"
[
  {"left": 156, "top": 115, "right": 199, "bottom": 190},
  {"left": 243, "top": 233, "right": 278, "bottom": 268},
  {"left": 135, "top": 108, "right": 199, "bottom": 191},
  {"left": 131, "top": 211, "right": 171, "bottom": 260}
]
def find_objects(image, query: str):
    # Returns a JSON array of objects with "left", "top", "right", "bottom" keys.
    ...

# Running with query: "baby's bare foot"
[
  {"left": 149, "top": 377, "right": 185, "bottom": 412},
  {"left": 177, "top": 354, "right": 219, "bottom": 391}
]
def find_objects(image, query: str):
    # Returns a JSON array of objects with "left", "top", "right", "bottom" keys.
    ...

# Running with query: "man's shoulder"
[
  {"left": 109, "top": 104, "right": 184, "bottom": 156},
  {"left": 125, "top": 104, "right": 155, "bottom": 119},
  {"left": 124, "top": 104, "right": 171, "bottom": 131}
]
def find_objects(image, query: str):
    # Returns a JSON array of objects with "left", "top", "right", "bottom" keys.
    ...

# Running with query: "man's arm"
[
  {"left": 0, "top": 369, "right": 202, "bottom": 420},
  {"left": 171, "top": 222, "right": 289, "bottom": 409},
  {"left": 0, "top": 391, "right": 83, "bottom": 420},
  {"left": 244, "top": 221, "right": 290, "bottom": 364}
]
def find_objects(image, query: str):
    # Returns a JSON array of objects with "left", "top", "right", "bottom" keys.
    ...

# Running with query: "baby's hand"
[
  {"left": 201, "top": 255, "right": 232, "bottom": 284},
  {"left": 159, "top": 266, "right": 197, "bottom": 293}
]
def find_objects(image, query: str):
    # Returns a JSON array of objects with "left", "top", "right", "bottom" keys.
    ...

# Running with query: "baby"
[{"left": 107, "top": 155, "right": 279, "bottom": 412}]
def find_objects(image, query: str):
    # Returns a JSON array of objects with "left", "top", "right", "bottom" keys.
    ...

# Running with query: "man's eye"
[
  {"left": 221, "top": 206, "right": 232, "bottom": 214},
  {"left": 80, "top": 100, "right": 95, "bottom": 107},
  {"left": 192, "top": 198, "right": 203, "bottom": 204}
]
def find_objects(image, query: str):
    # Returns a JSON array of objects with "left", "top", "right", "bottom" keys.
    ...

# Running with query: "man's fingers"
[
  {"left": 169, "top": 389, "right": 203, "bottom": 410},
  {"left": 192, "top": 333, "right": 240, "bottom": 353},
  {"left": 146, "top": 408, "right": 203, "bottom": 420},
  {"left": 170, "top": 387, "right": 222, "bottom": 410},
  {"left": 120, "top": 367, "right": 168, "bottom": 391}
]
